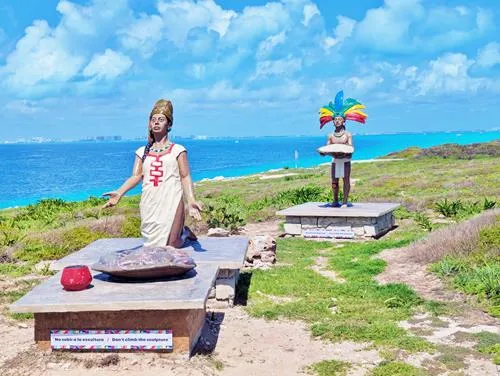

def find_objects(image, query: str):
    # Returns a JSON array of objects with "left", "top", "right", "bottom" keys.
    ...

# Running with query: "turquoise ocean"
[{"left": 0, "top": 131, "right": 498, "bottom": 209}]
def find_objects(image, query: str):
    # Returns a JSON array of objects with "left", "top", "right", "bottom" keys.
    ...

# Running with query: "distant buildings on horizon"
[{"left": 0, "top": 128, "right": 498, "bottom": 144}]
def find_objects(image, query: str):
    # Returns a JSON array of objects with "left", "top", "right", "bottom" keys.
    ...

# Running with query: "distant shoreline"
[{"left": 1, "top": 129, "right": 499, "bottom": 145}]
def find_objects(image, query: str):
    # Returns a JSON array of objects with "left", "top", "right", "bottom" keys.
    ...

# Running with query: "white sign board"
[
  {"left": 303, "top": 227, "right": 355, "bottom": 239},
  {"left": 51, "top": 330, "right": 173, "bottom": 350}
]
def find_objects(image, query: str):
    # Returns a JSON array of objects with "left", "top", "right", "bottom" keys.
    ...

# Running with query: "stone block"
[
  {"left": 284, "top": 223, "right": 301, "bottom": 235},
  {"left": 208, "top": 287, "right": 216, "bottom": 299},
  {"left": 348, "top": 217, "right": 373, "bottom": 226},
  {"left": 215, "top": 278, "right": 236, "bottom": 301},
  {"left": 363, "top": 224, "right": 382, "bottom": 237},
  {"left": 217, "top": 269, "right": 237, "bottom": 279},
  {"left": 285, "top": 216, "right": 301, "bottom": 224},
  {"left": 318, "top": 217, "right": 347, "bottom": 227},
  {"left": 301, "top": 225, "right": 319, "bottom": 229},
  {"left": 301, "top": 217, "right": 318, "bottom": 226},
  {"left": 352, "top": 226, "right": 366, "bottom": 236}
]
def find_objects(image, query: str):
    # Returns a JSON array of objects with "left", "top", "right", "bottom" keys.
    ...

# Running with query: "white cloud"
[
  {"left": 354, "top": 0, "right": 424, "bottom": 52},
  {"left": 250, "top": 57, "right": 302, "bottom": 80},
  {"left": 476, "top": 8, "right": 494, "bottom": 32},
  {"left": 455, "top": 6, "right": 468, "bottom": 16},
  {"left": 302, "top": 3, "right": 320, "bottom": 27},
  {"left": 171, "top": 79, "right": 304, "bottom": 105},
  {"left": 4, "top": 100, "right": 47, "bottom": 114},
  {"left": 476, "top": 42, "right": 500, "bottom": 68},
  {"left": 402, "top": 53, "right": 486, "bottom": 95},
  {"left": 222, "top": 2, "right": 291, "bottom": 46},
  {"left": 352, "top": 0, "right": 491, "bottom": 53},
  {"left": 157, "top": 0, "right": 236, "bottom": 46},
  {"left": 0, "top": 20, "right": 85, "bottom": 89},
  {"left": 345, "top": 74, "right": 384, "bottom": 93},
  {"left": 256, "top": 31, "right": 286, "bottom": 59},
  {"left": 324, "top": 16, "right": 356, "bottom": 50},
  {"left": 82, "top": 49, "right": 133, "bottom": 79},
  {"left": 0, "top": 0, "right": 131, "bottom": 93},
  {"left": 186, "top": 63, "right": 206, "bottom": 79},
  {"left": 118, "top": 14, "right": 163, "bottom": 58}
]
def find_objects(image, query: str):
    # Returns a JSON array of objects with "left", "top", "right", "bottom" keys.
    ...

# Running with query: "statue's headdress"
[
  {"left": 150, "top": 99, "right": 173, "bottom": 125},
  {"left": 319, "top": 90, "right": 367, "bottom": 129}
]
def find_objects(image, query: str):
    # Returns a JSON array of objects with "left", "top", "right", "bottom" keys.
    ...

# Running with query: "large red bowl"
[{"left": 60, "top": 265, "right": 92, "bottom": 291}]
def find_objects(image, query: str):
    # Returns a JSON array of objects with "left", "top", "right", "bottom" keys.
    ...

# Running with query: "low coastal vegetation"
[{"left": 0, "top": 141, "right": 498, "bottom": 374}]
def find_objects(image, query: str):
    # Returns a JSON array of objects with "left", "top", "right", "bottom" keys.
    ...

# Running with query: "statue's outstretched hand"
[
  {"left": 102, "top": 191, "right": 122, "bottom": 209},
  {"left": 188, "top": 201, "right": 203, "bottom": 221}
]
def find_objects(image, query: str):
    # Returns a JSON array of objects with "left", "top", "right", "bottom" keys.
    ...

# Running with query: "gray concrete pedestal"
[{"left": 277, "top": 202, "right": 400, "bottom": 239}]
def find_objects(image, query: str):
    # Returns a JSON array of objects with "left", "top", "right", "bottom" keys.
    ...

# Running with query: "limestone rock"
[
  {"left": 245, "top": 235, "right": 276, "bottom": 267},
  {"left": 207, "top": 228, "right": 230, "bottom": 237}
]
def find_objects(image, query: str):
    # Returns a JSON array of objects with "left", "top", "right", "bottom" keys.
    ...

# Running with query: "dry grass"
[{"left": 406, "top": 209, "right": 499, "bottom": 264}]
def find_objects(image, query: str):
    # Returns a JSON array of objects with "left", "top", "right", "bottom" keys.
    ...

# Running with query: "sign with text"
[
  {"left": 303, "top": 227, "right": 355, "bottom": 239},
  {"left": 50, "top": 330, "right": 173, "bottom": 350}
]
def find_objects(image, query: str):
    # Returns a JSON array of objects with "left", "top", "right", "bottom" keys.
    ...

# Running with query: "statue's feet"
[
  {"left": 332, "top": 201, "right": 342, "bottom": 208},
  {"left": 342, "top": 202, "right": 353, "bottom": 208}
]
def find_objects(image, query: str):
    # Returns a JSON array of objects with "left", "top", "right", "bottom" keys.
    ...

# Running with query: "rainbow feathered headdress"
[{"left": 319, "top": 90, "right": 367, "bottom": 129}]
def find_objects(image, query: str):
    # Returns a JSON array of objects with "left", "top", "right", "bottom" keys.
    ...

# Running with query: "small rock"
[
  {"left": 131, "top": 360, "right": 139, "bottom": 366},
  {"left": 246, "top": 235, "right": 277, "bottom": 267},
  {"left": 207, "top": 228, "right": 230, "bottom": 237},
  {"left": 34, "top": 260, "right": 54, "bottom": 273},
  {"left": 17, "top": 323, "right": 28, "bottom": 329}
]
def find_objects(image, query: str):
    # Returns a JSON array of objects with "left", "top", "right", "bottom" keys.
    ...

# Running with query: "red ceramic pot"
[{"left": 60, "top": 265, "right": 92, "bottom": 291}]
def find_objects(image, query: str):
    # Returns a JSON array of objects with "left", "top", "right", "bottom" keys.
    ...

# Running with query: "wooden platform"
[{"left": 10, "top": 265, "right": 218, "bottom": 355}]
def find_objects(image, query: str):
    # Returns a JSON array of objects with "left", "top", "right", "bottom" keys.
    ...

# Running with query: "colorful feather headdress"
[{"left": 319, "top": 90, "right": 367, "bottom": 129}]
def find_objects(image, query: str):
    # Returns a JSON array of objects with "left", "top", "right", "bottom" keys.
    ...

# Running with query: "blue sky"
[{"left": 1, "top": 0, "right": 500, "bottom": 140}]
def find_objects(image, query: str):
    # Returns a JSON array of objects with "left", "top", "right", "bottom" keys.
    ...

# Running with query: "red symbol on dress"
[
  {"left": 147, "top": 143, "right": 175, "bottom": 187},
  {"left": 149, "top": 155, "right": 164, "bottom": 187}
]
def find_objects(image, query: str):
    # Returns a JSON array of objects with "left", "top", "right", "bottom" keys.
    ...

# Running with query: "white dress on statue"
[{"left": 135, "top": 143, "right": 186, "bottom": 247}]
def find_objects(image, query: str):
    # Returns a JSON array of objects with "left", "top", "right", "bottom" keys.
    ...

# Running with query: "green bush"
[
  {"left": 435, "top": 198, "right": 496, "bottom": 220},
  {"left": 121, "top": 216, "right": 142, "bottom": 237},
  {"left": 14, "top": 226, "right": 106, "bottom": 263},
  {"left": 270, "top": 185, "right": 330, "bottom": 208},
  {"left": 0, "top": 218, "right": 24, "bottom": 247},
  {"left": 413, "top": 212, "right": 433, "bottom": 231},
  {"left": 204, "top": 195, "right": 246, "bottom": 231},
  {"left": 0, "top": 263, "right": 32, "bottom": 277},
  {"left": 14, "top": 241, "right": 68, "bottom": 263}
]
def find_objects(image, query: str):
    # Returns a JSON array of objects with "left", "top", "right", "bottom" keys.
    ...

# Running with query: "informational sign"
[
  {"left": 303, "top": 227, "right": 355, "bottom": 239},
  {"left": 50, "top": 330, "right": 173, "bottom": 350}
]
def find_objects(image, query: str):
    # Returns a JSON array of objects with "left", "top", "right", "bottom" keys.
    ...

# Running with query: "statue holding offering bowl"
[{"left": 318, "top": 90, "right": 367, "bottom": 208}]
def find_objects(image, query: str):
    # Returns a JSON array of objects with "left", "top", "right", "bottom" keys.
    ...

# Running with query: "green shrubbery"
[
  {"left": 121, "top": 216, "right": 141, "bottom": 237},
  {"left": 435, "top": 198, "right": 496, "bottom": 220},
  {"left": 204, "top": 195, "right": 246, "bottom": 231},
  {"left": 430, "top": 220, "right": 500, "bottom": 316},
  {"left": 14, "top": 226, "right": 107, "bottom": 264}
]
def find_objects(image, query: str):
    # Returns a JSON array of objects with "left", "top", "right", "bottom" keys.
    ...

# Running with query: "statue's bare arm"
[
  {"left": 178, "top": 152, "right": 203, "bottom": 220},
  {"left": 102, "top": 156, "right": 143, "bottom": 209}
]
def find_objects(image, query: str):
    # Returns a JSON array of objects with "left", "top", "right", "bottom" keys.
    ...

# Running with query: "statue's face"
[
  {"left": 333, "top": 116, "right": 345, "bottom": 128},
  {"left": 150, "top": 114, "right": 169, "bottom": 134}
]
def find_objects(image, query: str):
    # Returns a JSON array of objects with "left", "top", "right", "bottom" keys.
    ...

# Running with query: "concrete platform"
[
  {"left": 50, "top": 236, "right": 249, "bottom": 271},
  {"left": 11, "top": 265, "right": 218, "bottom": 313},
  {"left": 11, "top": 265, "right": 218, "bottom": 355},
  {"left": 277, "top": 202, "right": 400, "bottom": 239},
  {"left": 277, "top": 202, "right": 400, "bottom": 217}
]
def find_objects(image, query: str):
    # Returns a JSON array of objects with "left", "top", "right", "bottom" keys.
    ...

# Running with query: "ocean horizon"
[{"left": 0, "top": 130, "right": 498, "bottom": 210}]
